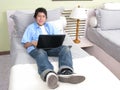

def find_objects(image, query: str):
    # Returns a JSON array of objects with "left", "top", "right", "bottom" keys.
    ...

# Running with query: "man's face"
[{"left": 35, "top": 12, "right": 47, "bottom": 26}]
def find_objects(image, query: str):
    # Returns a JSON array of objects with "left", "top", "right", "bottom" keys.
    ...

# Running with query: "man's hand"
[
  {"left": 24, "top": 41, "right": 38, "bottom": 48},
  {"left": 31, "top": 41, "right": 38, "bottom": 47}
]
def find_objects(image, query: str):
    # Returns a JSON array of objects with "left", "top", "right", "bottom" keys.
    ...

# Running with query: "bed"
[{"left": 7, "top": 8, "right": 120, "bottom": 90}]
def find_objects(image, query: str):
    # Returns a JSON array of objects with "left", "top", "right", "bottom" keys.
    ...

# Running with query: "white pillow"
[
  {"left": 89, "top": 16, "right": 97, "bottom": 28},
  {"left": 104, "top": 3, "right": 120, "bottom": 10},
  {"left": 95, "top": 9, "right": 101, "bottom": 28},
  {"left": 47, "top": 16, "right": 67, "bottom": 34}
]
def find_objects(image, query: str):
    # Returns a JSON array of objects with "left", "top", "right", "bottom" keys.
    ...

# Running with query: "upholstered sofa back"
[{"left": 7, "top": 8, "right": 66, "bottom": 39}]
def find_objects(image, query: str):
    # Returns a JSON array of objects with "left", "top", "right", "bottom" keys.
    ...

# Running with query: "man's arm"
[{"left": 24, "top": 41, "right": 38, "bottom": 49}]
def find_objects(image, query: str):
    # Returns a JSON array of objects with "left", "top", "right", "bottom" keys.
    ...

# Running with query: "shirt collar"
[
  {"left": 33, "top": 22, "right": 50, "bottom": 34},
  {"left": 34, "top": 22, "right": 48, "bottom": 29}
]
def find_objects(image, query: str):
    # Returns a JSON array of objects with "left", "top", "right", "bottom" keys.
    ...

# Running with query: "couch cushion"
[
  {"left": 104, "top": 2, "right": 120, "bottom": 10},
  {"left": 95, "top": 9, "right": 120, "bottom": 30},
  {"left": 95, "top": 9, "right": 101, "bottom": 28},
  {"left": 89, "top": 16, "right": 97, "bottom": 28},
  {"left": 10, "top": 11, "right": 35, "bottom": 38},
  {"left": 100, "top": 9, "right": 120, "bottom": 30},
  {"left": 48, "top": 16, "right": 66, "bottom": 34}
]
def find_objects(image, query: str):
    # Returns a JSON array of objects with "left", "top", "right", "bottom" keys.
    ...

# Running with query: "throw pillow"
[
  {"left": 10, "top": 11, "right": 35, "bottom": 38},
  {"left": 95, "top": 9, "right": 101, "bottom": 28},
  {"left": 99, "top": 9, "right": 120, "bottom": 30},
  {"left": 47, "top": 16, "right": 67, "bottom": 34},
  {"left": 89, "top": 16, "right": 97, "bottom": 28},
  {"left": 104, "top": 2, "right": 120, "bottom": 10}
]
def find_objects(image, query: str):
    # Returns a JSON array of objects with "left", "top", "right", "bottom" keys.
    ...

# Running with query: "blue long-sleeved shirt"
[{"left": 21, "top": 22, "right": 60, "bottom": 53}]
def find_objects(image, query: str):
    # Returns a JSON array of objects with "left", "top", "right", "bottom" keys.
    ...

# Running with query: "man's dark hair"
[{"left": 34, "top": 7, "right": 47, "bottom": 18}]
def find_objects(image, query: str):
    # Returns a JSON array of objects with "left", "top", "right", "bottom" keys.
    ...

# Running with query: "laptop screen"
[{"left": 37, "top": 35, "right": 65, "bottom": 49}]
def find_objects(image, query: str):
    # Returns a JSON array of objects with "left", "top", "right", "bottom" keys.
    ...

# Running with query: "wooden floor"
[{"left": 0, "top": 55, "right": 11, "bottom": 90}]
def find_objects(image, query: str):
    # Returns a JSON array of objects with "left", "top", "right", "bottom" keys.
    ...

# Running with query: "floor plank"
[{"left": 0, "top": 55, "right": 11, "bottom": 90}]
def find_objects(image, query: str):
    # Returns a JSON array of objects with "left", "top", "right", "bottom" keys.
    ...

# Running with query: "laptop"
[{"left": 37, "top": 34, "right": 65, "bottom": 50}]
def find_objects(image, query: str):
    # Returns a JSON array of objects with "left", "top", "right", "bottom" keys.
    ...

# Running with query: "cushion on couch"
[
  {"left": 104, "top": 2, "right": 120, "bottom": 10},
  {"left": 95, "top": 9, "right": 120, "bottom": 30},
  {"left": 89, "top": 16, "right": 97, "bottom": 28},
  {"left": 100, "top": 9, "right": 120, "bottom": 30},
  {"left": 10, "top": 11, "right": 35, "bottom": 38},
  {"left": 48, "top": 16, "right": 67, "bottom": 34},
  {"left": 95, "top": 9, "right": 101, "bottom": 28},
  {"left": 10, "top": 7, "right": 64, "bottom": 38}
]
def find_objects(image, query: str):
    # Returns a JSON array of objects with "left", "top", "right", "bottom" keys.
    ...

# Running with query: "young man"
[{"left": 21, "top": 7, "right": 85, "bottom": 89}]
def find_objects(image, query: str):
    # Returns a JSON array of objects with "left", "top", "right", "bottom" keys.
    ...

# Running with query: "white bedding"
[{"left": 9, "top": 56, "right": 120, "bottom": 90}]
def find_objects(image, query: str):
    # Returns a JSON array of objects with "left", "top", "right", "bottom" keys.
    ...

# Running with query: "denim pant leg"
[
  {"left": 29, "top": 48, "right": 54, "bottom": 81},
  {"left": 47, "top": 45, "right": 73, "bottom": 73}
]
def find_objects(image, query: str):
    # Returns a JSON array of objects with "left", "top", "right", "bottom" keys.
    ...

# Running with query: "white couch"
[
  {"left": 86, "top": 3, "right": 120, "bottom": 79},
  {"left": 7, "top": 8, "right": 120, "bottom": 90}
]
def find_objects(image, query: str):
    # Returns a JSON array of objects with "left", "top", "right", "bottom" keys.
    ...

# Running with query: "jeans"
[{"left": 29, "top": 45, "right": 73, "bottom": 81}]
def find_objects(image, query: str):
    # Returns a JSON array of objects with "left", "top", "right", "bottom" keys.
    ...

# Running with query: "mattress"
[
  {"left": 86, "top": 27, "right": 120, "bottom": 62},
  {"left": 9, "top": 56, "right": 120, "bottom": 90}
]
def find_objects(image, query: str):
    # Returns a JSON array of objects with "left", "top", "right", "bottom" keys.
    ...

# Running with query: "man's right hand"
[
  {"left": 31, "top": 41, "right": 38, "bottom": 47},
  {"left": 24, "top": 41, "right": 38, "bottom": 49}
]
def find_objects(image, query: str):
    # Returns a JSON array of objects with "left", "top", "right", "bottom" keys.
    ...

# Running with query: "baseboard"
[{"left": 0, "top": 51, "right": 10, "bottom": 55}]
